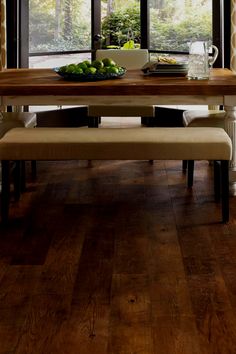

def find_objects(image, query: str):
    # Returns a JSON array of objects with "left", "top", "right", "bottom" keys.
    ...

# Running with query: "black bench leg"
[
  {"left": 221, "top": 160, "right": 229, "bottom": 223},
  {"left": 187, "top": 160, "right": 194, "bottom": 188},
  {"left": 1, "top": 160, "right": 10, "bottom": 223},
  {"left": 31, "top": 160, "right": 37, "bottom": 180},
  {"left": 20, "top": 161, "right": 26, "bottom": 192},
  {"left": 13, "top": 161, "right": 21, "bottom": 201},
  {"left": 213, "top": 160, "right": 221, "bottom": 202},
  {"left": 182, "top": 160, "right": 188, "bottom": 172},
  {"left": 20, "top": 161, "right": 37, "bottom": 191}
]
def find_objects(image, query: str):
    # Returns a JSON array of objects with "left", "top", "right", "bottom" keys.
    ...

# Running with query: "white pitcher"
[{"left": 187, "top": 41, "right": 219, "bottom": 80}]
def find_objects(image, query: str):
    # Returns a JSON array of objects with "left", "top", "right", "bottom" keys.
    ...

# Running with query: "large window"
[
  {"left": 7, "top": 0, "right": 226, "bottom": 69},
  {"left": 149, "top": 0, "right": 212, "bottom": 53},
  {"left": 101, "top": 1, "right": 212, "bottom": 54},
  {"left": 101, "top": 0, "right": 140, "bottom": 49},
  {"left": 29, "top": 0, "right": 91, "bottom": 53},
  {"left": 29, "top": 0, "right": 92, "bottom": 68}
]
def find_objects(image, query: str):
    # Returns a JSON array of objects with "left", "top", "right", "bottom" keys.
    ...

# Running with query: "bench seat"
[
  {"left": 0, "top": 127, "right": 232, "bottom": 223},
  {"left": 0, "top": 127, "right": 232, "bottom": 161}
]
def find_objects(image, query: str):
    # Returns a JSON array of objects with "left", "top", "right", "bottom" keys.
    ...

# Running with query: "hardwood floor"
[{"left": 1, "top": 122, "right": 236, "bottom": 353}]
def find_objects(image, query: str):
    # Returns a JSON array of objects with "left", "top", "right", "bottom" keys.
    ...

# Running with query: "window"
[
  {"left": 29, "top": 0, "right": 93, "bottom": 68},
  {"left": 101, "top": 0, "right": 140, "bottom": 49},
  {"left": 7, "top": 1, "right": 226, "bottom": 69},
  {"left": 30, "top": 0, "right": 91, "bottom": 53},
  {"left": 149, "top": 0, "right": 212, "bottom": 53}
]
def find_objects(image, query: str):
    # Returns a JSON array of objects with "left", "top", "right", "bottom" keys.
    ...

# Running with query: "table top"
[{"left": 0, "top": 68, "right": 235, "bottom": 97}]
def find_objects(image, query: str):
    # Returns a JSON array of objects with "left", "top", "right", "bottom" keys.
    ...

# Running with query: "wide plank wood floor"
[{"left": 1, "top": 120, "right": 236, "bottom": 354}]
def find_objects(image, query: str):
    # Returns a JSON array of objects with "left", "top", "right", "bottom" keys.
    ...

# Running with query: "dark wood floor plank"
[
  {"left": 0, "top": 266, "right": 41, "bottom": 353},
  {"left": 178, "top": 223, "right": 236, "bottom": 354},
  {"left": 207, "top": 223, "right": 236, "bottom": 310},
  {"left": 108, "top": 274, "right": 154, "bottom": 354},
  {"left": 13, "top": 294, "right": 71, "bottom": 354},
  {"left": 152, "top": 316, "right": 205, "bottom": 354}
]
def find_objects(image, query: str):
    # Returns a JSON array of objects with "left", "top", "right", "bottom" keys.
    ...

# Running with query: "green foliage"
[
  {"left": 102, "top": 2, "right": 211, "bottom": 52},
  {"left": 150, "top": 7, "right": 211, "bottom": 51},
  {"left": 29, "top": 0, "right": 91, "bottom": 53},
  {"left": 102, "top": 4, "right": 140, "bottom": 47},
  {"left": 29, "top": 0, "right": 211, "bottom": 54}
]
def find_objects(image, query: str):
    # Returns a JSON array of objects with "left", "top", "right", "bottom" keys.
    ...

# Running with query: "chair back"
[
  {"left": 88, "top": 49, "right": 154, "bottom": 118},
  {"left": 95, "top": 49, "right": 149, "bottom": 70}
]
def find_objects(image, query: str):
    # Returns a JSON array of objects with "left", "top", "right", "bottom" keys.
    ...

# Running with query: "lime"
[
  {"left": 83, "top": 60, "right": 91, "bottom": 67},
  {"left": 65, "top": 64, "right": 77, "bottom": 73},
  {"left": 106, "top": 66, "right": 119, "bottom": 74},
  {"left": 98, "top": 68, "right": 106, "bottom": 74},
  {"left": 92, "top": 60, "right": 104, "bottom": 69},
  {"left": 77, "top": 62, "right": 87, "bottom": 71},
  {"left": 73, "top": 67, "right": 83, "bottom": 74},
  {"left": 102, "top": 58, "right": 116, "bottom": 67},
  {"left": 85, "top": 67, "right": 97, "bottom": 74},
  {"left": 59, "top": 65, "right": 67, "bottom": 73}
]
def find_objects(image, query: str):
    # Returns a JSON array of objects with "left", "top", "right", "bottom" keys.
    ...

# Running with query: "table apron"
[{"left": 1, "top": 95, "right": 224, "bottom": 106}]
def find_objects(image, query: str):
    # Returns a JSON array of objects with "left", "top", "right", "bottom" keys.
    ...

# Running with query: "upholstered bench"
[{"left": 0, "top": 127, "right": 232, "bottom": 223}]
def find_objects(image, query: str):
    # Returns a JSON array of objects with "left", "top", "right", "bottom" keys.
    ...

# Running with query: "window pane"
[
  {"left": 29, "top": 0, "right": 91, "bottom": 54},
  {"left": 101, "top": 0, "right": 140, "bottom": 48},
  {"left": 149, "top": 0, "right": 212, "bottom": 52}
]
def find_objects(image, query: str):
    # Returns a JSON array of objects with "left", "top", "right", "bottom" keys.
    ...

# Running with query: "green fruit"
[
  {"left": 77, "top": 62, "right": 87, "bottom": 71},
  {"left": 83, "top": 60, "right": 91, "bottom": 67},
  {"left": 85, "top": 66, "right": 97, "bottom": 74},
  {"left": 102, "top": 58, "right": 116, "bottom": 67},
  {"left": 106, "top": 66, "right": 119, "bottom": 74},
  {"left": 74, "top": 67, "right": 83, "bottom": 74},
  {"left": 65, "top": 64, "right": 77, "bottom": 73},
  {"left": 59, "top": 65, "right": 67, "bottom": 73},
  {"left": 92, "top": 60, "right": 104, "bottom": 69},
  {"left": 98, "top": 68, "right": 106, "bottom": 74}
]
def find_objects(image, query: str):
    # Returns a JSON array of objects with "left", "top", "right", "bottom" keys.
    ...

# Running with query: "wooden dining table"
[{"left": 1, "top": 67, "right": 236, "bottom": 193}]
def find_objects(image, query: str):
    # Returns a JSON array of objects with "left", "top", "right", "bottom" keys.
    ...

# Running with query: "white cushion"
[
  {"left": 183, "top": 110, "right": 225, "bottom": 127},
  {"left": 0, "top": 112, "right": 37, "bottom": 138}
]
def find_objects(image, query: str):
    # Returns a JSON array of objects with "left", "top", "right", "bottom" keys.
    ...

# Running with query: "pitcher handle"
[{"left": 209, "top": 45, "right": 219, "bottom": 67}]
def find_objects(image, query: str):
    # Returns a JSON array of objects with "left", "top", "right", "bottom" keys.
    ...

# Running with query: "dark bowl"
[{"left": 53, "top": 67, "right": 126, "bottom": 81}]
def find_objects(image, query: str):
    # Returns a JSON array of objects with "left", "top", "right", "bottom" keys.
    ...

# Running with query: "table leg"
[{"left": 224, "top": 105, "right": 236, "bottom": 195}]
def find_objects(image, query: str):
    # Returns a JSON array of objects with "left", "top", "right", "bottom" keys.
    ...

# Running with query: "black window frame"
[{"left": 7, "top": 0, "right": 229, "bottom": 69}]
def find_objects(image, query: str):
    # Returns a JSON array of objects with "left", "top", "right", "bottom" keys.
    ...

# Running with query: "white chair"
[
  {"left": 0, "top": 111, "right": 37, "bottom": 136},
  {"left": 183, "top": 109, "right": 225, "bottom": 129},
  {"left": 88, "top": 49, "right": 155, "bottom": 126},
  {"left": 182, "top": 107, "right": 226, "bottom": 190},
  {"left": 0, "top": 112, "right": 37, "bottom": 199}
]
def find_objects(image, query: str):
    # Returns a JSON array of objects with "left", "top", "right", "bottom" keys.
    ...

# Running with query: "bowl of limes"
[{"left": 54, "top": 58, "right": 126, "bottom": 81}]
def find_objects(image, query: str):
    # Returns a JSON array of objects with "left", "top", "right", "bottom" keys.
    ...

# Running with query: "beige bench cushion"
[{"left": 0, "top": 127, "right": 232, "bottom": 162}]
